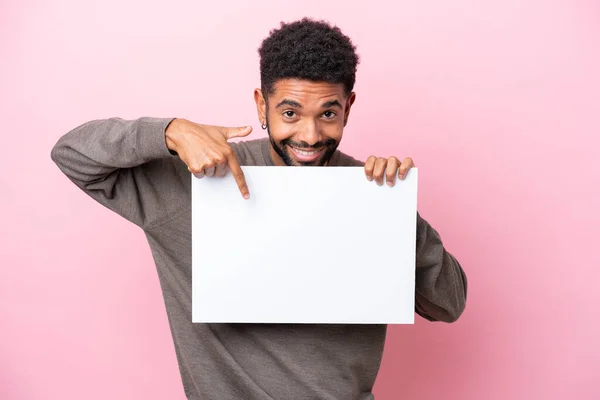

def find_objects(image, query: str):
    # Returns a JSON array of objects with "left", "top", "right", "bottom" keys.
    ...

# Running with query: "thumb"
[{"left": 222, "top": 125, "right": 253, "bottom": 139}]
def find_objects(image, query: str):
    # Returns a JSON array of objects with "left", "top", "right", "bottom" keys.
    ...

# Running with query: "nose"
[{"left": 296, "top": 120, "right": 321, "bottom": 146}]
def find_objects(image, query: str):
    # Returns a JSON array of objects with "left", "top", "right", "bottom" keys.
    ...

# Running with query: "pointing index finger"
[{"left": 227, "top": 152, "right": 250, "bottom": 199}]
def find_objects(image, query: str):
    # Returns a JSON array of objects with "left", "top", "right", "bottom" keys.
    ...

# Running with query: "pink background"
[{"left": 1, "top": 0, "right": 599, "bottom": 399}]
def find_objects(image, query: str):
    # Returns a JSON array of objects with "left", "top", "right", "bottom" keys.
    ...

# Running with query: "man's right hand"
[{"left": 165, "top": 118, "right": 252, "bottom": 199}]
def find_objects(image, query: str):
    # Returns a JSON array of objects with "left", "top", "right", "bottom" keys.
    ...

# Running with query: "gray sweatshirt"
[{"left": 51, "top": 117, "right": 467, "bottom": 400}]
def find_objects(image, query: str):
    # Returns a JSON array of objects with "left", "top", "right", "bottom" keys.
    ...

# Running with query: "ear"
[
  {"left": 343, "top": 92, "right": 356, "bottom": 127},
  {"left": 254, "top": 89, "right": 267, "bottom": 126}
]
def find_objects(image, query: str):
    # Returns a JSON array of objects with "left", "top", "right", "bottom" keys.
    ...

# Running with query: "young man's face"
[{"left": 254, "top": 79, "right": 356, "bottom": 166}]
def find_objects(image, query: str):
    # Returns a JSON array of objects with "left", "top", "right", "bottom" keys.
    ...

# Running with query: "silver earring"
[{"left": 261, "top": 122, "right": 267, "bottom": 130}]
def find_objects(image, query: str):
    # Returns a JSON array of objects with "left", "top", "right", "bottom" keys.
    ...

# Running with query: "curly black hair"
[{"left": 258, "top": 18, "right": 359, "bottom": 98}]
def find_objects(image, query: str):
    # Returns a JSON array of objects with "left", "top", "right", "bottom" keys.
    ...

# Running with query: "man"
[{"left": 51, "top": 18, "right": 467, "bottom": 400}]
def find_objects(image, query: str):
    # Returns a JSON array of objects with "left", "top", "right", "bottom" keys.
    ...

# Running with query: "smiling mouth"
[{"left": 289, "top": 146, "right": 324, "bottom": 162}]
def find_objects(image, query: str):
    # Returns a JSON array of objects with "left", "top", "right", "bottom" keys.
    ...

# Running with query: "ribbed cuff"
[{"left": 137, "top": 117, "right": 178, "bottom": 159}]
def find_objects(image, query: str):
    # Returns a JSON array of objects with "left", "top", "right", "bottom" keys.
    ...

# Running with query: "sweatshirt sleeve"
[
  {"left": 414, "top": 212, "right": 468, "bottom": 322},
  {"left": 50, "top": 117, "right": 187, "bottom": 229}
]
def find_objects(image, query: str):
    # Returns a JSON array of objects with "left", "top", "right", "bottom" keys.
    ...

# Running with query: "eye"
[
  {"left": 283, "top": 111, "right": 296, "bottom": 118},
  {"left": 323, "top": 110, "right": 337, "bottom": 119}
]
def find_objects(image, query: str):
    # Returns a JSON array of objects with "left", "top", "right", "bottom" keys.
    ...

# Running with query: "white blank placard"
[{"left": 192, "top": 166, "right": 418, "bottom": 324}]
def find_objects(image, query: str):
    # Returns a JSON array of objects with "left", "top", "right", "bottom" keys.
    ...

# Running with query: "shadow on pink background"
[{"left": 1, "top": 0, "right": 598, "bottom": 399}]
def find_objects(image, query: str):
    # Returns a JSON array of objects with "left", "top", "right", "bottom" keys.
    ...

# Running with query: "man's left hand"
[{"left": 364, "top": 156, "right": 415, "bottom": 186}]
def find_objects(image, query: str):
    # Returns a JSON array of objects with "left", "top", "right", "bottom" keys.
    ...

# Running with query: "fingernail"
[
  {"left": 244, "top": 193, "right": 250, "bottom": 199},
  {"left": 387, "top": 180, "right": 393, "bottom": 186}
]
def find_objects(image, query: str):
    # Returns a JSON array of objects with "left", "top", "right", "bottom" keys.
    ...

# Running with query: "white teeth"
[{"left": 294, "top": 148, "right": 318, "bottom": 156}]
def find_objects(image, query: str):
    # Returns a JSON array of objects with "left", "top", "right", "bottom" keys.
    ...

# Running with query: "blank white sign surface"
[{"left": 192, "top": 166, "right": 418, "bottom": 324}]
